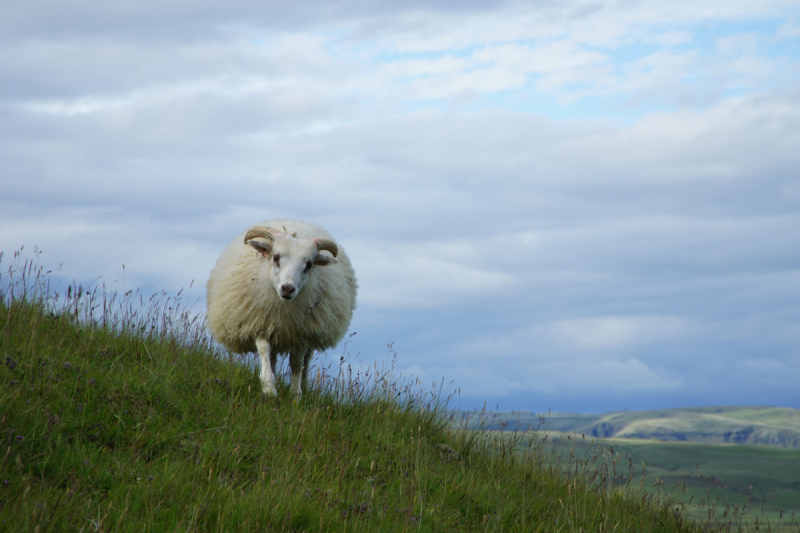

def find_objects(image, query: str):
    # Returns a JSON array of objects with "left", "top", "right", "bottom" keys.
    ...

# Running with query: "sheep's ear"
[
  {"left": 247, "top": 239, "right": 273, "bottom": 258},
  {"left": 314, "top": 253, "right": 338, "bottom": 266}
]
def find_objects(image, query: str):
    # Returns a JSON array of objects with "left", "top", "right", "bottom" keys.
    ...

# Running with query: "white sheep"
[{"left": 206, "top": 219, "right": 357, "bottom": 398}]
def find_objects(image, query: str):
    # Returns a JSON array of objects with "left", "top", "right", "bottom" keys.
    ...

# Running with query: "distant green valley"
[
  {"left": 484, "top": 406, "right": 800, "bottom": 448},
  {"left": 475, "top": 406, "right": 800, "bottom": 529}
]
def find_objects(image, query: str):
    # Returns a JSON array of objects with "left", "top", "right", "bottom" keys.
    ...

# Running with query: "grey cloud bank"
[{"left": 2, "top": 0, "right": 799, "bottom": 412}]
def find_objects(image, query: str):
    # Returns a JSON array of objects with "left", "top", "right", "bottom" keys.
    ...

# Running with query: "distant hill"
[{"left": 472, "top": 406, "right": 800, "bottom": 449}]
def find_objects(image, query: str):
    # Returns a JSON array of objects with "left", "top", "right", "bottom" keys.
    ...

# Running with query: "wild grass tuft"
[{"left": 1, "top": 250, "right": 792, "bottom": 532}]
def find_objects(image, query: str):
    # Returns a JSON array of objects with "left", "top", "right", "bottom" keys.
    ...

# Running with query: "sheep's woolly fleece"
[{"left": 206, "top": 219, "right": 358, "bottom": 356}]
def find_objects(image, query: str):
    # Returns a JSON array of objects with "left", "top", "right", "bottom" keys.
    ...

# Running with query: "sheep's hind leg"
[
  {"left": 301, "top": 350, "right": 313, "bottom": 394},
  {"left": 256, "top": 337, "right": 278, "bottom": 397},
  {"left": 289, "top": 348, "right": 311, "bottom": 399}
]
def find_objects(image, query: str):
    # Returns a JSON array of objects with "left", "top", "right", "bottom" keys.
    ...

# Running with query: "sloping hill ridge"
[
  {"left": 2, "top": 260, "right": 722, "bottom": 532},
  {"left": 485, "top": 406, "right": 800, "bottom": 448}
]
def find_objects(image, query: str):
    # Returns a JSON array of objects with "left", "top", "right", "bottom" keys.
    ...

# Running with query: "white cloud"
[
  {"left": 472, "top": 41, "right": 610, "bottom": 75},
  {"left": 408, "top": 355, "right": 683, "bottom": 400},
  {"left": 775, "top": 16, "right": 800, "bottom": 40},
  {"left": 566, "top": 358, "right": 684, "bottom": 392},
  {"left": 0, "top": 206, "right": 219, "bottom": 294},
  {"left": 350, "top": 239, "right": 516, "bottom": 308},
  {"left": 546, "top": 316, "right": 689, "bottom": 351},
  {"left": 653, "top": 30, "right": 693, "bottom": 47},
  {"left": 2, "top": 0, "right": 800, "bottom": 412}
]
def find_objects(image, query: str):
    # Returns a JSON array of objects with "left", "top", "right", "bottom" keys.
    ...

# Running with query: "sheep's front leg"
[
  {"left": 289, "top": 348, "right": 312, "bottom": 398},
  {"left": 256, "top": 337, "right": 278, "bottom": 397}
]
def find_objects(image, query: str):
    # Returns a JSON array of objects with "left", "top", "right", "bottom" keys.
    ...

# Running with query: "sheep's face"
[{"left": 248, "top": 235, "right": 338, "bottom": 301}]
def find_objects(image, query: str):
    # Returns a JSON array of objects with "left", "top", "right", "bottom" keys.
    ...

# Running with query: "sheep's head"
[{"left": 244, "top": 226, "right": 339, "bottom": 301}]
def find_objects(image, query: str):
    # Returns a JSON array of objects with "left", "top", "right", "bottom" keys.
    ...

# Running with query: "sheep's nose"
[{"left": 280, "top": 284, "right": 296, "bottom": 299}]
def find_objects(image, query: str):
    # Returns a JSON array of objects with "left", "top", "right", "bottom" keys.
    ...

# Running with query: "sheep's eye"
[
  {"left": 304, "top": 260, "right": 313, "bottom": 272},
  {"left": 272, "top": 255, "right": 280, "bottom": 265}
]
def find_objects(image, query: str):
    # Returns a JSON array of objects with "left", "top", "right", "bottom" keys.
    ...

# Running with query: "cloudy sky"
[{"left": 2, "top": 0, "right": 800, "bottom": 413}]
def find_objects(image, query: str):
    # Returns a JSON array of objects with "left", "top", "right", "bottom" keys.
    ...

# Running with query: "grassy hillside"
[
  {"left": 0, "top": 255, "right": 783, "bottom": 532},
  {"left": 586, "top": 438, "right": 800, "bottom": 528},
  {"left": 524, "top": 432, "right": 800, "bottom": 531},
  {"left": 474, "top": 409, "right": 800, "bottom": 530},
  {"left": 482, "top": 407, "right": 800, "bottom": 448}
]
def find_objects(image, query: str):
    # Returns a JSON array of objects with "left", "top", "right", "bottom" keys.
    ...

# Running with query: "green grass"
[
  {"left": 0, "top": 252, "right": 787, "bottom": 532},
  {"left": 596, "top": 439, "right": 800, "bottom": 526},
  {"left": 494, "top": 429, "right": 800, "bottom": 532}
]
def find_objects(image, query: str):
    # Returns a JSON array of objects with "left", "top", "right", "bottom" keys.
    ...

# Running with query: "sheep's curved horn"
[
  {"left": 244, "top": 226, "right": 280, "bottom": 244},
  {"left": 314, "top": 238, "right": 338, "bottom": 257}
]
